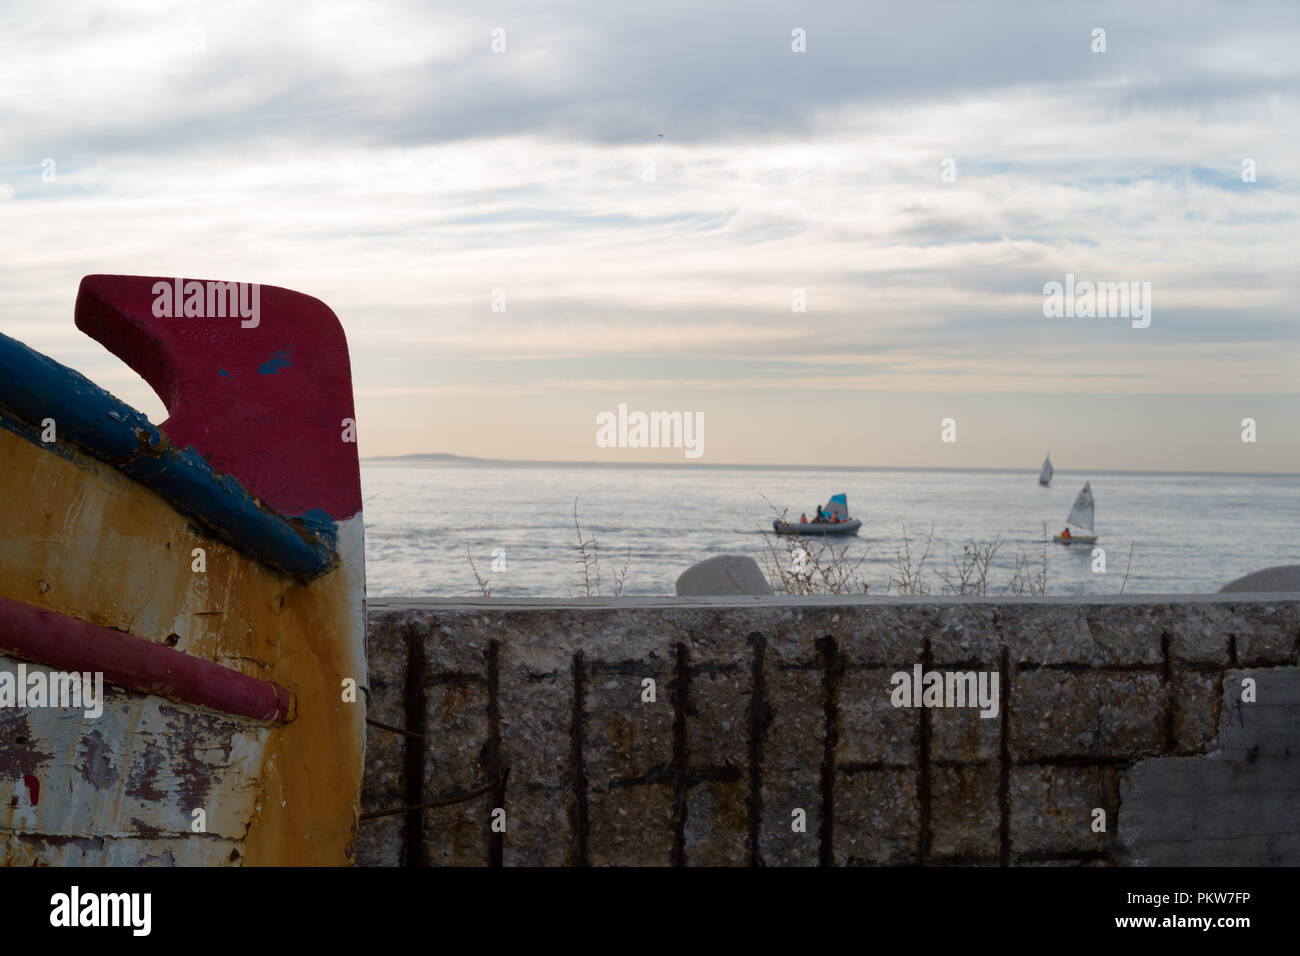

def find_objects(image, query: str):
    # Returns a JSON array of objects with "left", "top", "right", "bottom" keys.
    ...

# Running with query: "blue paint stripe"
[{"left": 0, "top": 332, "right": 338, "bottom": 581}]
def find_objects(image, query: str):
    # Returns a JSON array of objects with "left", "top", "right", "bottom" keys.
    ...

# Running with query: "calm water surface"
[{"left": 360, "top": 462, "right": 1299, "bottom": 598}]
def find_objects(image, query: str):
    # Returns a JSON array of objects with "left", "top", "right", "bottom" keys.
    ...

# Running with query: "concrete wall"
[{"left": 355, "top": 595, "right": 1300, "bottom": 867}]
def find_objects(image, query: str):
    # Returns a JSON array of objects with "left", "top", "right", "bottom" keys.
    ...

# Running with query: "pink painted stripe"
[{"left": 0, "top": 594, "right": 291, "bottom": 723}]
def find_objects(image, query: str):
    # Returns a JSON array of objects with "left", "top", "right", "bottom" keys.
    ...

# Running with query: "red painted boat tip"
[{"left": 74, "top": 274, "right": 361, "bottom": 520}]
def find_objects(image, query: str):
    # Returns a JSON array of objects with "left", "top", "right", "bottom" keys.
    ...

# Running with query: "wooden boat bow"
[{"left": 0, "top": 275, "right": 366, "bottom": 866}]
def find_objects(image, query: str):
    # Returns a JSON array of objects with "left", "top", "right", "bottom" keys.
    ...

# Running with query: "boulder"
[
  {"left": 1219, "top": 564, "right": 1300, "bottom": 593},
  {"left": 675, "top": 554, "right": 772, "bottom": 596}
]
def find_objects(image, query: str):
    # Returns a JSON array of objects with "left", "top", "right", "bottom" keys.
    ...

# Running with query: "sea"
[{"left": 359, "top": 460, "right": 1299, "bottom": 598}]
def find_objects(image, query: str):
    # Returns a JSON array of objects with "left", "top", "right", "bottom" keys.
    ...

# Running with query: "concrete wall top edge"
[{"left": 366, "top": 592, "right": 1300, "bottom": 612}]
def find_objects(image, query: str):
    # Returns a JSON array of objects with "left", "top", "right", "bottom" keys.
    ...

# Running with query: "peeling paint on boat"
[{"left": 1, "top": 670, "right": 267, "bottom": 853}]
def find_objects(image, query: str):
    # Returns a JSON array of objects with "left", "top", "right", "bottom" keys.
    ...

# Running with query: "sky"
[{"left": 1, "top": 0, "right": 1297, "bottom": 472}]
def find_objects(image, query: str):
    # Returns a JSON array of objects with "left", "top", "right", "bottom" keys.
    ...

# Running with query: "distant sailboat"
[
  {"left": 1053, "top": 481, "right": 1098, "bottom": 544},
  {"left": 1039, "top": 453, "right": 1053, "bottom": 486}
]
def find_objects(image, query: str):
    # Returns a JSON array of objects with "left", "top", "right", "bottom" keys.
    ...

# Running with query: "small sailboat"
[
  {"left": 1053, "top": 481, "right": 1098, "bottom": 544},
  {"left": 773, "top": 492, "right": 861, "bottom": 536},
  {"left": 1039, "top": 453, "right": 1053, "bottom": 486}
]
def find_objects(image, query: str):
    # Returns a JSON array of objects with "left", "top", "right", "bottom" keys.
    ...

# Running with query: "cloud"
[{"left": 0, "top": 1, "right": 1296, "bottom": 465}]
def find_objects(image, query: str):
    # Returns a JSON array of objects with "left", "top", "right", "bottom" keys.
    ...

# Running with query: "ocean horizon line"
[{"left": 361, "top": 452, "right": 1299, "bottom": 480}]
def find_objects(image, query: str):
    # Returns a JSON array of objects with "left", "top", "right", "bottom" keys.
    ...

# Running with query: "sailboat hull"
[{"left": 1053, "top": 534, "right": 1098, "bottom": 545}]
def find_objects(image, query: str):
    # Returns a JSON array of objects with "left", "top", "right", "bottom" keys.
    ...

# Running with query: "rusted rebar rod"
[
  {"left": 366, "top": 717, "right": 426, "bottom": 740},
  {"left": 360, "top": 768, "right": 510, "bottom": 821}
]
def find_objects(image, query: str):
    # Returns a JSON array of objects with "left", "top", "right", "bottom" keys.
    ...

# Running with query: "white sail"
[
  {"left": 1066, "top": 481, "right": 1094, "bottom": 531},
  {"left": 1039, "top": 454, "right": 1053, "bottom": 485}
]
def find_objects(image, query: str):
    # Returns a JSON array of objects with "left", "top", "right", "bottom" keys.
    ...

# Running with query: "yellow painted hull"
[{"left": 0, "top": 426, "right": 366, "bottom": 865}]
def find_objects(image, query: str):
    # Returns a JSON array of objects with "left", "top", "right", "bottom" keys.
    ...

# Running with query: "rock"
[
  {"left": 675, "top": 555, "right": 772, "bottom": 596},
  {"left": 1219, "top": 565, "right": 1300, "bottom": 593}
]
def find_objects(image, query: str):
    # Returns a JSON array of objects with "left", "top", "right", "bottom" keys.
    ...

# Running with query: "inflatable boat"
[
  {"left": 0, "top": 274, "right": 365, "bottom": 865},
  {"left": 773, "top": 518, "right": 862, "bottom": 536},
  {"left": 773, "top": 492, "right": 861, "bottom": 536}
]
